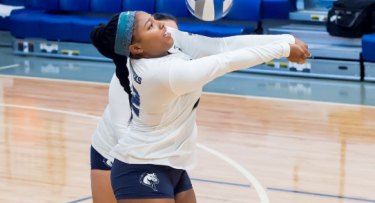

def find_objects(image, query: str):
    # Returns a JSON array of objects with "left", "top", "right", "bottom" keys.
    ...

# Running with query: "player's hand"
[
  {"left": 287, "top": 44, "right": 309, "bottom": 64},
  {"left": 295, "top": 38, "right": 311, "bottom": 58}
]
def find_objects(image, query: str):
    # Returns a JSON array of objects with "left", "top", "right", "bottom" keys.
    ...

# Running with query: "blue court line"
[
  {"left": 268, "top": 188, "right": 375, "bottom": 203},
  {"left": 67, "top": 196, "right": 92, "bottom": 203},
  {"left": 67, "top": 179, "right": 375, "bottom": 203},
  {"left": 190, "top": 178, "right": 250, "bottom": 187},
  {"left": 66, "top": 178, "right": 250, "bottom": 203}
]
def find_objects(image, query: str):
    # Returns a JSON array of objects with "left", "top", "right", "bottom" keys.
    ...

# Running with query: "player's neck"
[{"left": 138, "top": 51, "right": 169, "bottom": 59}]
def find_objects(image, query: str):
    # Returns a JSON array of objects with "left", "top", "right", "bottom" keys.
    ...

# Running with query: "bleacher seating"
[
  {"left": 155, "top": 0, "right": 188, "bottom": 17},
  {"left": 0, "top": 0, "right": 26, "bottom": 31},
  {"left": 27, "top": 0, "right": 58, "bottom": 10},
  {"left": 0, "top": 11, "right": 10, "bottom": 31},
  {"left": 0, "top": 17, "right": 9, "bottom": 31},
  {"left": 6, "top": 0, "right": 266, "bottom": 43},
  {"left": 4, "top": 0, "right": 373, "bottom": 82},
  {"left": 2, "top": 0, "right": 332, "bottom": 42},
  {"left": 10, "top": 10, "right": 44, "bottom": 38},
  {"left": 1, "top": 0, "right": 26, "bottom": 6},
  {"left": 91, "top": 0, "right": 122, "bottom": 13},
  {"left": 158, "top": 0, "right": 259, "bottom": 37},
  {"left": 124, "top": 0, "right": 155, "bottom": 14},
  {"left": 262, "top": 0, "right": 297, "bottom": 19},
  {"left": 362, "top": 33, "right": 375, "bottom": 63},
  {"left": 3, "top": 0, "right": 369, "bottom": 48},
  {"left": 59, "top": 0, "right": 89, "bottom": 11}
]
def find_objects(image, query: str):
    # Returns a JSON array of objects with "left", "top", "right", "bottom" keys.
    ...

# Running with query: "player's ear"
[{"left": 129, "top": 43, "right": 143, "bottom": 55}]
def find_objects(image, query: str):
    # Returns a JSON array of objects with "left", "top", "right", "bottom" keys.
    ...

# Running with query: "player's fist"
[
  {"left": 287, "top": 44, "right": 309, "bottom": 64},
  {"left": 295, "top": 38, "right": 311, "bottom": 58}
]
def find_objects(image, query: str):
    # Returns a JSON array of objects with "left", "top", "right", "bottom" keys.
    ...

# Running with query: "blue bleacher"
[
  {"left": 60, "top": 0, "right": 89, "bottom": 11},
  {"left": 27, "top": 0, "right": 59, "bottom": 10},
  {"left": 10, "top": 10, "right": 44, "bottom": 38},
  {"left": 7, "top": 0, "right": 273, "bottom": 43},
  {"left": 40, "top": 14, "right": 74, "bottom": 41},
  {"left": 212, "top": 0, "right": 262, "bottom": 36},
  {"left": 124, "top": 0, "right": 155, "bottom": 14},
  {"left": 3, "top": 0, "right": 334, "bottom": 42},
  {"left": 4, "top": 0, "right": 373, "bottom": 82},
  {"left": 362, "top": 33, "right": 375, "bottom": 63},
  {"left": 0, "top": 14, "right": 10, "bottom": 31},
  {"left": 9, "top": 0, "right": 59, "bottom": 38},
  {"left": 1, "top": 0, "right": 26, "bottom": 6},
  {"left": 226, "top": 0, "right": 261, "bottom": 21},
  {"left": 72, "top": 17, "right": 111, "bottom": 43},
  {"left": 174, "top": 0, "right": 260, "bottom": 37},
  {"left": 4, "top": 0, "right": 358, "bottom": 42},
  {"left": 156, "top": 0, "right": 189, "bottom": 17},
  {"left": 262, "top": 0, "right": 297, "bottom": 19},
  {"left": 91, "top": 0, "right": 122, "bottom": 13},
  {"left": 0, "top": 0, "right": 26, "bottom": 31},
  {"left": 9, "top": 0, "right": 108, "bottom": 41},
  {"left": 156, "top": 0, "right": 208, "bottom": 36}
]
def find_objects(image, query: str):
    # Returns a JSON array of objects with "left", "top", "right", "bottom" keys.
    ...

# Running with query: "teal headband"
[{"left": 115, "top": 11, "right": 136, "bottom": 57}]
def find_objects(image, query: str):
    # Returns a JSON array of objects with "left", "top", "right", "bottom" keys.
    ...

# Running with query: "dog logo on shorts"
[
  {"left": 102, "top": 158, "right": 113, "bottom": 168},
  {"left": 140, "top": 173, "right": 159, "bottom": 191}
]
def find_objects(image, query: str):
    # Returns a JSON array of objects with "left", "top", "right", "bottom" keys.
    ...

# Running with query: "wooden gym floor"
[{"left": 0, "top": 75, "right": 374, "bottom": 203}]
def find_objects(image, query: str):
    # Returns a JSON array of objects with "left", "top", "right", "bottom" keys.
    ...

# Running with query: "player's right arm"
[
  {"left": 168, "top": 27, "right": 310, "bottom": 59},
  {"left": 158, "top": 42, "right": 307, "bottom": 96}
]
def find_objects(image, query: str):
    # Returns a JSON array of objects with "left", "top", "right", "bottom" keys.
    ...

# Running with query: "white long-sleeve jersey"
[
  {"left": 106, "top": 28, "right": 294, "bottom": 170},
  {"left": 91, "top": 28, "right": 295, "bottom": 167}
]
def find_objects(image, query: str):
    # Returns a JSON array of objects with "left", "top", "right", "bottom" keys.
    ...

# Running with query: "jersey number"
[{"left": 131, "top": 85, "right": 140, "bottom": 117}]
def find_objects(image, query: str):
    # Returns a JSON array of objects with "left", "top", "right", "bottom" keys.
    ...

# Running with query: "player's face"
[{"left": 130, "top": 12, "right": 174, "bottom": 58}]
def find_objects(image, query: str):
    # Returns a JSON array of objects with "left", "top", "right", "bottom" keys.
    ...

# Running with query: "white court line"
[
  {"left": 0, "top": 64, "right": 19, "bottom": 70},
  {"left": 197, "top": 143, "right": 269, "bottom": 203},
  {"left": 0, "top": 103, "right": 270, "bottom": 203},
  {"left": 203, "top": 92, "right": 375, "bottom": 109},
  {"left": 0, "top": 74, "right": 108, "bottom": 85},
  {"left": 1, "top": 74, "right": 375, "bottom": 109},
  {"left": 0, "top": 103, "right": 101, "bottom": 119}
]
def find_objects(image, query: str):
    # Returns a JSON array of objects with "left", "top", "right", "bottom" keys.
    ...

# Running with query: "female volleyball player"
[
  {"left": 90, "top": 11, "right": 309, "bottom": 203},
  {"left": 90, "top": 12, "right": 309, "bottom": 203},
  {"left": 90, "top": 14, "right": 181, "bottom": 203}
]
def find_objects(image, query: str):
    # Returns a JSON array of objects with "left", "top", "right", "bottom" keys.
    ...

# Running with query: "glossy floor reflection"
[{"left": 0, "top": 76, "right": 374, "bottom": 203}]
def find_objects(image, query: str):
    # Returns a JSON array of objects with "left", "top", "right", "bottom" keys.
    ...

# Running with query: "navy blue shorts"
[
  {"left": 90, "top": 145, "right": 112, "bottom": 170},
  {"left": 111, "top": 159, "right": 193, "bottom": 200}
]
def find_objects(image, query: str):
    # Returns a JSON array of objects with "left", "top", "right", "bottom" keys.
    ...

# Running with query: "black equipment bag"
[{"left": 327, "top": 0, "right": 375, "bottom": 38}]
